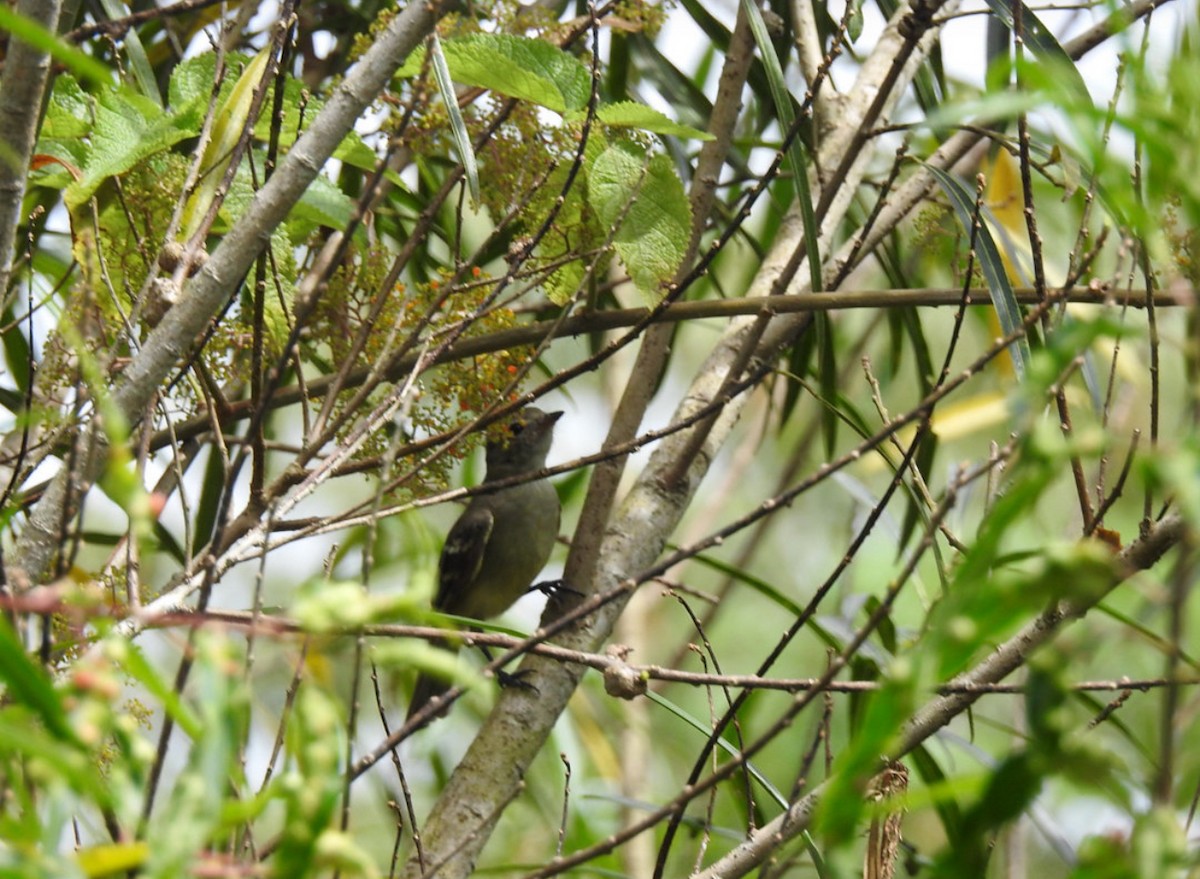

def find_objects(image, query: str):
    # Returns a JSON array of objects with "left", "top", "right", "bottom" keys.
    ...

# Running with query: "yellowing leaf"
[
  {"left": 76, "top": 842, "right": 150, "bottom": 877},
  {"left": 180, "top": 46, "right": 272, "bottom": 241},
  {"left": 982, "top": 149, "right": 1034, "bottom": 287}
]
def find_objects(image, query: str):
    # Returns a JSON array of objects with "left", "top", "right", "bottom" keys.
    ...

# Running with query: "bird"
[{"left": 407, "top": 407, "right": 563, "bottom": 722}]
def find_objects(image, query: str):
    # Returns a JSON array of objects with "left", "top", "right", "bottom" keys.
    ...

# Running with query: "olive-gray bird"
[{"left": 407, "top": 407, "right": 563, "bottom": 721}]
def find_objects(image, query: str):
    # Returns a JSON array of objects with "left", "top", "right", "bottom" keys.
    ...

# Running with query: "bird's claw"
[
  {"left": 497, "top": 669, "right": 539, "bottom": 693},
  {"left": 528, "top": 578, "right": 583, "bottom": 599}
]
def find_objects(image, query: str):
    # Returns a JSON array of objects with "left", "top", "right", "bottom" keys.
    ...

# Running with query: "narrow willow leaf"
[
  {"left": 741, "top": 0, "right": 822, "bottom": 292},
  {"left": 145, "top": 635, "right": 246, "bottom": 879},
  {"left": 626, "top": 32, "right": 715, "bottom": 134},
  {"left": 815, "top": 671, "right": 916, "bottom": 845},
  {"left": 98, "top": 0, "right": 161, "bottom": 107},
  {"left": 982, "top": 0, "right": 1090, "bottom": 105},
  {"left": 588, "top": 139, "right": 691, "bottom": 300},
  {"left": 677, "top": 0, "right": 774, "bottom": 102},
  {"left": 909, "top": 745, "right": 965, "bottom": 846},
  {"left": 596, "top": 101, "right": 714, "bottom": 141},
  {"left": 1, "top": 303, "right": 31, "bottom": 396},
  {"left": 275, "top": 685, "right": 347, "bottom": 874},
  {"left": 927, "top": 164, "right": 1031, "bottom": 378},
  {"left": 847, "top": 0, "right": 864, "bottom": 41},
  {"left": 686, "top": 551, "right": 844, "bottom": 651},
  {"left": 107, "top": 640, "right": 202, "bottom": 740},
  {"left": 645, "top": 691, "right": 787, "bottom": 808},
  {"left": 430, "top": 33, "right": 479, "bottom": 205}
]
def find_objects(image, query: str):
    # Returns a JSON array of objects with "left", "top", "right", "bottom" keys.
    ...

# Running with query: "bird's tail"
[{"left": 406, "top": 638, "right": 459, "bottom": 723}]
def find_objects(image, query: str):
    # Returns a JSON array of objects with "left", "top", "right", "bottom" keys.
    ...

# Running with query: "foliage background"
[{"left": 0, "top": 0, "right": 1197, "bottom": 877}]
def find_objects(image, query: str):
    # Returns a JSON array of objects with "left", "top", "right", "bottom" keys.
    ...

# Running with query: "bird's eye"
[{"left": 510, "top": 422, "right": 526, "bottom": 436}]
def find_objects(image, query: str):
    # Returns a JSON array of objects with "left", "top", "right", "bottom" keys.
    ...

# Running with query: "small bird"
[{"left": 407, "top": 407, "right": 563, "bottom": 722}]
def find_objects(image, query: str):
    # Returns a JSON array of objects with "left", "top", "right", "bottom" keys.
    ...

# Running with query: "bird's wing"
[{"left": 433, "top": 504, "right": 494, "bottom": 613}]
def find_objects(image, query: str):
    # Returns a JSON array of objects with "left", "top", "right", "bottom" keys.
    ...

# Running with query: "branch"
[
  {"left": 0, "top": 0, "right": 64, "bottom": 306},
  {"left": 128, "top": 281, "right": 1179, "bottom": 459},
  {"left": 64, "top": 0, "right": 226, "bottom": 41},
  {"left": 139, "top": 610, "right": 1200, "bottom": 697}
]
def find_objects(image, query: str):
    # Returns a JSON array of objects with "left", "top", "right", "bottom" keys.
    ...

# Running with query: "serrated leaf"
[
  {"left": 288, "top": 171, "right": 355, "bottom": 234},
  {"left": 588, "top": 140, "right": 691, "bottom": 300},
  {"left": 397, "top": 33, "right": 590, "bottom": 114},
  {"left": 596, "top": 101, "right": 714, "bottom": 140},
  {"left": 168, "top": 52, "right": 233, "bottom": 115},
  {"left": 42, "top": 75, "right": 93, "bottom": 140},
  {"left": 64, "top": 89, "right": 196, "bottom": 209}
]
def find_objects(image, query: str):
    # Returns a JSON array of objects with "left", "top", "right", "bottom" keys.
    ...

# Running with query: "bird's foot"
[
  {"left": 528, "top": 578, "right": 583, "bottom": 599},
  {"left": 497, "top": 669, "right": 539, "bottom": 693}
]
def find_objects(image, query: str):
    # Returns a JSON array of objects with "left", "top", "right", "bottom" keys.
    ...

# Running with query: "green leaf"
[
  {"left": 595, "top": 101, "right": 714, "bottom": 140},
  {"left": 0, "top": 616, "right": 78, "bottom": 745},
  {"left": 927, "top": 164, "right": 1032, "bottom": 378},
  {"left": 246, "top": 61, "right": 406, "bottom": 191},
  {"left": 144, "top": 634, "right": 247, "bottom": 879},
  {"left": 645, "top": 691, "right": 787, "bottom": 808},
  {"left": 981, "top": 0, "right": 1090, "bottom": 105},
  {"left": 105, "top": 639, "right": 201, "bottom": 740},
  {"left": 42, "top": 74, "right": 94, "bottom": 140},
  {"left": 742, "top": 0, "right": 822, "bottom": 293},
  {"left": 0, "top": 5, "right": 111, "bottom": 88},
  {"left": 168, "top": 52, "right": 229, "bottom": 112},
  {"left": 398, "top": 33, "right": 590, "bottom": 114},
  {"left": 1, "top": 302, "right": 31, "bottom": 398},
  {"left": 180, "top": 46, "right": 273, "bottom": 240},
  {"left": 430, "top": 33, "right": 479, "bottom": 205},
  {"left": 274, "top": 685, "right": 347, "bottom": 874},
  {"left": 588, "top": 139, "right": 692, "bottom": 300},
  {"left": 97, "top": 0, "right": 160, "bottom": 106},
  {"left": 288, "top": 171, "right": 355, "bottom": 234},
  {"left": 910, "top": 745, "right": 964, "bottom": 845},
  {"left": 815, "top": 664, "right": 917, "bottom": 844},
  {"left": 64, "top": 88, "right": 197, "bottom": 209}
]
